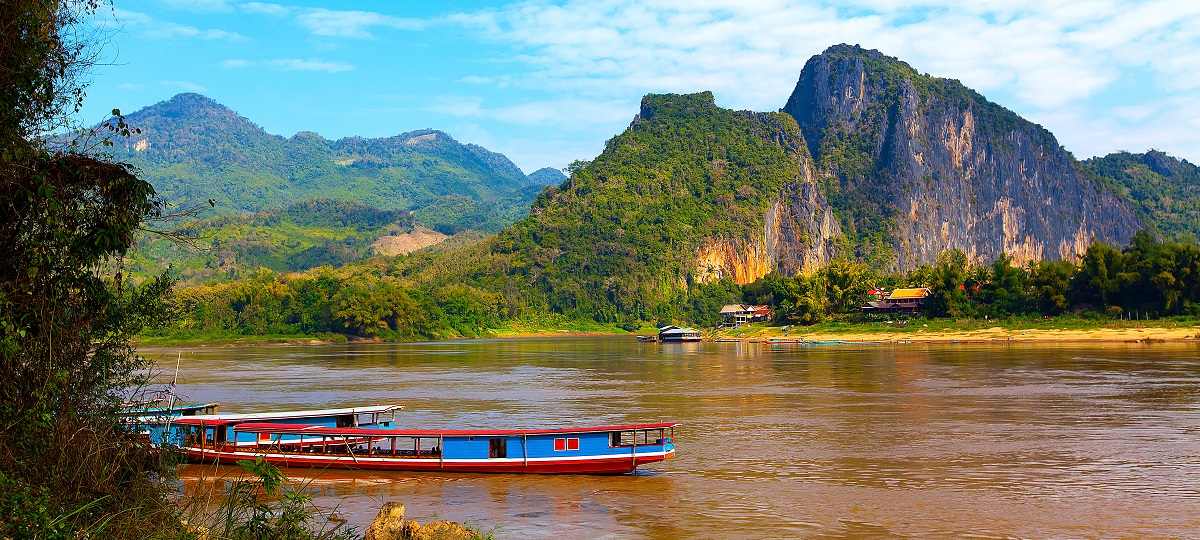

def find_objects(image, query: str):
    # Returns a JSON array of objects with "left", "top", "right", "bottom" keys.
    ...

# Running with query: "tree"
[
  {"left": 821, "top": 259, "right": 874, "bottom": 314},
  {"left": 1074, "top": 242, "right": 1137, "bottom": 309},
  {"left": 771, "top": 274, "right": 826, "bottom": 324},
  {"left": 926, "top": 250, "right": 971, "bottom": 317},
  {"left": 1027, "top": 259, "right": 1074, "bottom": 315},
  {"left": 1, "top": 2, "right": 180, "bottom": 537},
  {"left": 976, "top": 252, "right": 1027, "bottom": 315}
]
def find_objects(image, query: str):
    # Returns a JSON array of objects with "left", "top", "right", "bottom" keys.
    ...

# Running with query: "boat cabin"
[
  {"left": 150, "top": 404, "right": 404, "bottom": 446},
  {"left": 658, "top": 325, "right": 702, "bottom": 342}
]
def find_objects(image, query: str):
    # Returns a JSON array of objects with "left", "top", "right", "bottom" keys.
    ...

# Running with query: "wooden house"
[
  {"left": 860, "top": 287, "right": 931, "bottom": 315},
  {"left": 719, "top": 304, "right": 771, "bottom": 326}
]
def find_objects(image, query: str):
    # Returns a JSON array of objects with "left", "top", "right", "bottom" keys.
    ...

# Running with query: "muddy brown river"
[{"left": 151, "top": 338, "right": 1200, "bottom": 538}]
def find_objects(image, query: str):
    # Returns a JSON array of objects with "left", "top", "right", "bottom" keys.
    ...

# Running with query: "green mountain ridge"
[
  {"left": 1083, "top": 150, "right": 1200, "bottom": 243},
  {"left": 105, "top": 92, "right": 547, "bottom": 235}
]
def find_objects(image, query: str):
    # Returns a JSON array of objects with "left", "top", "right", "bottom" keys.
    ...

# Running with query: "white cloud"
[
  {"left": 160, "top": 0, "right": 232, "bottom": 12},
  {"left": 426, "top": 96, "right": 634, "bottom": 129},
  {"left": 112, "top": 8, "right": 245, "bottom": 41},
  {"left": 240, "top": 2, "right": 289, "bottom": 16},
  {"left": 448, "top": 0, "right": 1200, "bottom": 160},
  {"left": 220, "top": 59, "right": 253, "bottom": 69},
  {"left": 221, "top": 58, "right": 354, "bottom": 72},
  {"left": 266, "top": 58, "right": 354, "bottom": 72},
  {"left": 449, "top": 123, "right": 602, "bottom": 172},
  {"left": 295, "top": 8, "right": 424, "bottom": 39},
  {"left": 161, "top": 80, "right": 207, "bottom": 92}
]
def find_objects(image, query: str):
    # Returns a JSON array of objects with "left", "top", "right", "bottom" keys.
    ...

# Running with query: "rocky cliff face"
[
  {"left": 784, "top": 45, "right": 1143, "bottom": 270},
  {"left": 684, "top": 105, "right": 840, "bottom": 284}
]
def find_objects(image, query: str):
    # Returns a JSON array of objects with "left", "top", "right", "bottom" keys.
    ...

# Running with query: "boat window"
[
  {"left": 489, "top": 438, "right": 507, "bottom": 458},
  {"left": 610, "top": 431, "right": 635, "bottom": 446},
  {"left": 611, "top": 430, "right": 660, "bottom": 446},
  {"left": 376, "top": 436, "right": 441, "bottom": 457},
  {"left": 335, "top": 414, "right": 354, "bottom": 428},
  {"left": 553, "top": 438, "right": 580, "bottom": 451}
]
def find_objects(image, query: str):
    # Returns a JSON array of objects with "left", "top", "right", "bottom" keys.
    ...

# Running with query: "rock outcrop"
[
  {"left": 362, "top": 501, "right": 480, "bottom": 540},
  {"left": 363, "top": 501, "right": 407, "bottom": 540},
  {"left": 783, "top": 44, "right": 1143, "bottom": 271},
  {"left": 679, "top": 101, "right": 841, "bottom": 284}
]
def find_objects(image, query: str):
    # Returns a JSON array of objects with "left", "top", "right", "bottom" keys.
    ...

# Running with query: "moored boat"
[
  {"left": 121, "top": 402, "right": 221, "bottom": 443},
  {"left": 141, "top": 404, "right": 404, "bottom": 446},
  {"left": 657, "top": 325, "right": 702, "bottom": 342},
  {"left": 171, "top": 419, "right": 680, "bottom": 474}
]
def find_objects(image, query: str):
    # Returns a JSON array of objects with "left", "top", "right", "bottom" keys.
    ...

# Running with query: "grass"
[
  {"left": 135, "top": 330, "right": 351, "bottom": 347},
  {"left": 486, "top": 313, "right": 643, "bottom": 337}
]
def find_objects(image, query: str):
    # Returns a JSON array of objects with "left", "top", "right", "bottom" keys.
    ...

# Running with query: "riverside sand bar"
[{"left": 163, "top": 338, "right": 1200, "bottom": 538}]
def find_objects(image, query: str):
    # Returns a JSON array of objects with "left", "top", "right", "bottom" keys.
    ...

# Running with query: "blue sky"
[{"left": 83, "top": 0, "right": 1200, "bottom": 173}]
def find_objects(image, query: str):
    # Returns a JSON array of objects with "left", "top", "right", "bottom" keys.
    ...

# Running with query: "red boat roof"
[{"left": 198, "top": 421, "right": 682, "bottom": 437}]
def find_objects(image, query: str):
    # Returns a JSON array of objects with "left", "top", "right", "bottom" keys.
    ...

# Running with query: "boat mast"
[{"left": 163, "top": 351, "right": 181, "bottom": 443}]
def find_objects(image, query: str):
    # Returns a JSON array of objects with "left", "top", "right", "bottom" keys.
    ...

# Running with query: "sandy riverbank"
[{"left": 717, "top": 324, "right": 1200, "bottom": 344}]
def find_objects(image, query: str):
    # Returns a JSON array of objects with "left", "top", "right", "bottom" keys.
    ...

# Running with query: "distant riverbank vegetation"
[{"left": 146, "top": 229, "right": 1200, "bottom": 344}]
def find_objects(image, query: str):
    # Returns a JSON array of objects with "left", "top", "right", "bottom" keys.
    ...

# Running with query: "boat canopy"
[
  {"left": 220, "top": 421, "right": 683, "bottom": 438},
  {"left": 181, "top": 404, "right": 404, "bottom": 423}
]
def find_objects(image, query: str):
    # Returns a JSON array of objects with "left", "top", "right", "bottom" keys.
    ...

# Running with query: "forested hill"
[
  {"left": 394, "top": 91, "right": 843, "bottom": 326},
  {"left": 104, "top": 93, "right": 545, "bottom": 234},
  {"left": 1083, "top": 151, "right": 1200, "bottom": 243},
  {"left": 783, "top": 44, "right": 1142, "bottom": 270},
  {"left": 526, "top": 167, "right": 568, "bottom": 185}
]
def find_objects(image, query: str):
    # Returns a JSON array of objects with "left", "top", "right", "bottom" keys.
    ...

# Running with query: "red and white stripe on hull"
[{"left": 182, "top": 447, "right": 675, "bottom": 474}]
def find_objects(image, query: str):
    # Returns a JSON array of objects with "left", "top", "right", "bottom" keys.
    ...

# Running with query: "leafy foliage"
[
  {"left": 1, "top": 2, "right": 183, "bottom": 537},
  {"left": 1084, "top": 151, "right": 1200, "bottom": 243},
  {"left": 127, "top": 198, "right": 414, "bottom": 284}
]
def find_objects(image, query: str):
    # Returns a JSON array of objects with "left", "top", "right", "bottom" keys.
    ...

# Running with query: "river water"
[{"left": 154, "top": 338, "right": 1200, "bottom": 538}]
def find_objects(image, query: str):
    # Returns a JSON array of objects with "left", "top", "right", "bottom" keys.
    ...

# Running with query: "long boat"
[
  {"left": 171, "top": 418, "right": 680, "bottom": 474},
  {"left": 137, "top": 404, "right": 404, "bottom": 446}
]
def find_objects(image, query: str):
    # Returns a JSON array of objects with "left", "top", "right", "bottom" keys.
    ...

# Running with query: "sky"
[{"left": 81, "top": 0, "right": 1200, "bottom": 173}]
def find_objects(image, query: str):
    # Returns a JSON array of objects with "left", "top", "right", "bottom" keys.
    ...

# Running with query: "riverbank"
[
  {"left": 134, "top": 316, "right": 647, "bottom": 347},
  {"left": 715, "top": 317, "right": 1200, "bottom": 344},
  {"left": 136, "top": 317, "right": 1200, "bottom": 347}
]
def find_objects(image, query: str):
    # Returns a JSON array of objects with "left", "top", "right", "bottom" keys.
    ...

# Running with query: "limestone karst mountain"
[{"left": 783, "top": 44, "right": 1143, "bottom": 271}]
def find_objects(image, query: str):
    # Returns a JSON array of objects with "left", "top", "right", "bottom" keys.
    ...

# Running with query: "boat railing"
[{"left": 231, "top": 434, "right": 444, "bottom": 459}]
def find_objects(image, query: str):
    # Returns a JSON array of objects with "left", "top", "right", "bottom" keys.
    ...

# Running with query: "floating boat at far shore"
[{"left": 171, "top": 418, "right": 680, "bottom": 475}]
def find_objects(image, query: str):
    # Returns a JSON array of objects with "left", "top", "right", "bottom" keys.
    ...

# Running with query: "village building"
[
  {"left": 719, "top": 304, "right": 771, "bottom": 326},
  {"left": 860, "top": 287, "right": 931, "bottom": 315}
]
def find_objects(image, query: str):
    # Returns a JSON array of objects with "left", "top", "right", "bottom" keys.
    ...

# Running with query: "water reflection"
[{"left": 149, "top": 339, "right": 1200, "bottom": 538}]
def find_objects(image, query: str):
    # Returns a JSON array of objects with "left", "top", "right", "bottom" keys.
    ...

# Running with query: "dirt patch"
[{"left": 371, "top": 227, "right": 449, "bottom": 255}]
